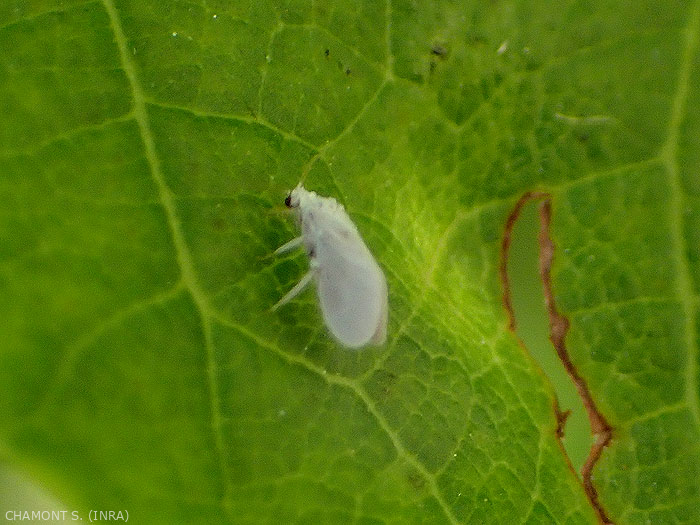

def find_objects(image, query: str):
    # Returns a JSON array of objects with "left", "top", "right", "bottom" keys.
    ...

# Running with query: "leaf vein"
[
  {"left": 214, "top": 315, "right": 461, "bottom": 525},
  {"left": 255, "top": 20, "right": 283, "bottom": 118},
  {"left": 145, "top": 99, "right": 319, "bottom": 152},
  {"left": 384, "top": 0, "right": 394, "bottom": 73},
  {"left": 0, "top": 0, "right": 99, "bottom": 34},
  {"left": 0, "top": 113, "right": 135, "bottom": 159},
  {"left": 100, "top": 0, "right": 234, "bottom": 511},
  {"left": 300, "top": 78, "right": 390, "bottom": 182},
  {"left": 661, "top": 0, "right": 700, "bottom": 430},
  {"left": 37, "top": 283, "right": 185, "bottom": 417}
]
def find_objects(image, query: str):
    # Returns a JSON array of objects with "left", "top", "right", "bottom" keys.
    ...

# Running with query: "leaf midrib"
[
  {"left": 660, "top": 0, "right": 700, "bottom": 430},
  {"left": 100, "top": 0, "right": 234, "bottom": 510}
]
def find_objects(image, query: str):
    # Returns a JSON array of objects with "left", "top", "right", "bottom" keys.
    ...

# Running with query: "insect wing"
[{"left": 314, "top": 228, "right": 387, "bottom": 348}]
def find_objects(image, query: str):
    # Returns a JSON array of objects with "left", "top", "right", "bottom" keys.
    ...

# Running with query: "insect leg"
[
  {"left": 271, "top": 269, "right": 316, "bottom": 311},
  {"left": 274, "top": 236, "right": 304, "bottom": 255}
]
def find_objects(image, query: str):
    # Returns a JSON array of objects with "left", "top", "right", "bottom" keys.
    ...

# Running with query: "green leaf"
[{"left": 1, "top": 0, "right": 699, "bottom": 523}]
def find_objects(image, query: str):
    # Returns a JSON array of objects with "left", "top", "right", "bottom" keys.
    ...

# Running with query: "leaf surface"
[{"left": 1, "top": 0, "right": 699, "bottom": 523}]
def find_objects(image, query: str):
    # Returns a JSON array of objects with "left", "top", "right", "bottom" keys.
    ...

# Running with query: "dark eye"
[{"left": 284, "top": 194, "right": 292, "bottom": 207}]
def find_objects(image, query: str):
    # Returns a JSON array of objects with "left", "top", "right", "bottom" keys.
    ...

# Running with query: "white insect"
[{"left": 272, "top": 184, "right": 388, "bottom": 348}]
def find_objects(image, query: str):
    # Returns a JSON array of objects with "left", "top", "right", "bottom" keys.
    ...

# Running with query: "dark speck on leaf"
[
  {"left": 431, "top": 44, "right": 448, "bottom": 57},
  {"left": 345, "top": 67, "right": 351, "bottom": 75},
  {"left": 324, "top": 48, "right": 330, "bottom": 57},
  {"left": 407, "top": 471, "right": 426, "bottom": 491},
  {"left": 212, "top": 217, "right": 226, "bottom": 231}
]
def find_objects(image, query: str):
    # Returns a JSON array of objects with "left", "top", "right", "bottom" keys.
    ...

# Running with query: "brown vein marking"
[
  {"left": 499, "top": 192, "right": 614, "bottom": 525},
  {"left": 500, "top": 191, "right": 549, "bottom": 331},
  {"left": 499, "top": 192, "right": 581, "bottom": 482},
  {"left": 554, "top": 399, "right": 572, "bottom": 440}
]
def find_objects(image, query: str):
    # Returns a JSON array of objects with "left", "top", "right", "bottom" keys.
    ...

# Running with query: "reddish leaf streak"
[{"left": 500, "top": 192, "right": 614, "bottom": 525}]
